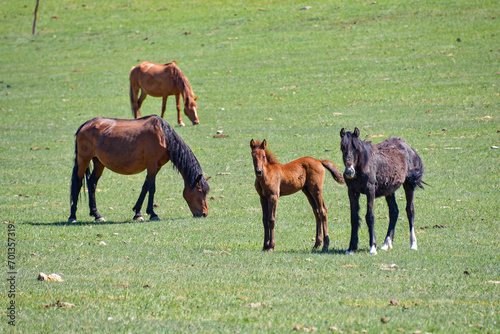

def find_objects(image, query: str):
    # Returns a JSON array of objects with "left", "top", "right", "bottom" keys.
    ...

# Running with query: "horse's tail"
[
  {"left": 129, "top": 66, "right": 139, "bottom": 118},
  {"left": 70, "top": 127, "right": 91, "bottom": 208},
  {"left": 321, "top": 160, "right": 345, "bottom": 184},
  {"left": 407, "top": 169, "right": 429, "bottom": 190},
  {"left": 407, "top": 150, "right": 429, "bottom": 189}
]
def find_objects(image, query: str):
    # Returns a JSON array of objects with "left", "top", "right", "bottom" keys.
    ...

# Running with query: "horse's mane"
[
  {"left": 167, "top": 62, "right": 194, "bottom": 101},
  {"left": 158, "top": 117, "right": 209, "bottom": 192},
  {"left": 253, "top": 140, "right": 280, "bottom": 164}
]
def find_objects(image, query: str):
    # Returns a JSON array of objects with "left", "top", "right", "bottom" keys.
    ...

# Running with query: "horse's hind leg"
[
  {"left": 303, "top": 187, "right": 329, "bottom": 251},
  {"left": 403, "top": 183, "right": 418, "bottom": 250},
  {"left": 381, "top": 193, "right": 399, "bottom": 251},
  {"left": 87, "top": 158, "right": 106, "bottom": 222}
]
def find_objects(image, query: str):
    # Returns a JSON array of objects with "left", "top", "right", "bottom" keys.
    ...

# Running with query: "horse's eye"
[{"left": 263, "top": 155, "right": 266, "bottom": 159}]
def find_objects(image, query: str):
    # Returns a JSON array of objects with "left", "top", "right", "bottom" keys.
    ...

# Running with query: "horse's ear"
[
  {"left": 195, "top": 174, "right": 203, "bottom": 184},
  {"left": 340, "top": 128, "right": 345, "bottom": 138},
  {"left": 250, "top": 139, "right": 256, "bottom": 148},
  {"left": 261, "top": 139, "right": 267, "bottom": 150},
  {"left": 354, "top": 127, "right": 360, "bottom": 137},
  {"left": 194, "top": 96, "right": 198, "bottom": 101},
  {"left": 205, "top": 176, "right": 211, "bottom": 182}
]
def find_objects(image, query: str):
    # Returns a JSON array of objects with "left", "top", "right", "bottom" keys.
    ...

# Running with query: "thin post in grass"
[{"left": 32, "top": 0, "right": 40, "bottom": 35}]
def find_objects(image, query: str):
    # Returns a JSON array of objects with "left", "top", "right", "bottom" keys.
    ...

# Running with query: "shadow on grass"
[
  {"left": 269, "top": 248, "right": 351, "bottom": 255},
  {"left": 24, "top": 218, "right": 184, "bottom": 227}
]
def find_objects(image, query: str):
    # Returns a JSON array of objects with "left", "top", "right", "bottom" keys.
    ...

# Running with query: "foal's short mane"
[
  {"left": 253, "top": 140, "right": 280, "bottom": 164},
  {"left": 158, "top": 117, "right": 209, "bottom": 192}
]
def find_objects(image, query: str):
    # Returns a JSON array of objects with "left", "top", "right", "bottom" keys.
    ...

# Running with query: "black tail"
[
  {"left": 130, "top": 79, "right": 136, "bottom": 118},
  {"left": 69, "top": 127, "right": 91, "bottom": 208},
  {"left": 407, "top": 169, "right": 429, "bottom": 190}
]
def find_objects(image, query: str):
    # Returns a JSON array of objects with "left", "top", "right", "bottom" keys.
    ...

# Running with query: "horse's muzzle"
[
  {"left": 255, "top": 169, "right": 263, "bottom": 177},
  {"left": 344, "top": 166, "right": 355, "bottom": 179},
  {"left": 193, "top": 211, "right": 207, "bottom": 218},
  {"left": 192, "top": 120, "right": 199, "bottom": 125}
]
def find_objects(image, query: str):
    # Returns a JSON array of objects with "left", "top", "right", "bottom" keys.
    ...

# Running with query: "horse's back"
[
  {"left": 375, "top": 137, "right": 424, "bottom": 190},
  {"left": 76, "top": 116, "right": 168, "bottom": 175},
  {"left": 280, "top": 157, "right": 325, "bottom": 194}
]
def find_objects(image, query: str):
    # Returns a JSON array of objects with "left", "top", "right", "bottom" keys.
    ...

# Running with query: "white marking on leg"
[
  {"left": 381, "top": 237, "right": 393, "bottom": 251},
  {"left": 410, "top": 227, "right": 418, "bottom": 250},
  {"left": 369, "top": 245, "right": 377, "bottom": 255},
  {"left": 345, "top": 250, "right": 354, "bottom": 255}
]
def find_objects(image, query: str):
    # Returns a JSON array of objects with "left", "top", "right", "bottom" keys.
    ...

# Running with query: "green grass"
[{"left": 0, "top": 0, "right": 499, "bottom": 332}]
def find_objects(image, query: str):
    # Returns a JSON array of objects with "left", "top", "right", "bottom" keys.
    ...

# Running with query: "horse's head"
[
  {"left": 183, "top": 175, "right": 210, "bottom": 217},
  {"left": 184, "top": 96, "right": 199, "bottom": 125},
  {"left": 250, "top": 139, "right": 267, "bottom": 178},
  {"left": 340, "top": 127, "right": 362, "bottom": 179}
]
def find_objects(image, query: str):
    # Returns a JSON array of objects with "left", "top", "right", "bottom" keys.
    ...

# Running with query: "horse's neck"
[
  {"left": 178, "top": 77, "right": 193, "bottom": 102},
  {"left": 358, "top": 141, "right": 372, "bottom": 168}
]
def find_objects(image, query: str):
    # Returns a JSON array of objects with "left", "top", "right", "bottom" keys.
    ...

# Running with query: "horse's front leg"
[
  {"left": 132, "top": 176, "right": 150, "bottom": 222},
  {"left": 133, "top": 174, "right": 159, "bottom": 221},
  {"left": 267, "top": 195, "right": 279, "bottom": 251},
  {"left": 145, "top": 173, "right": 159, "bottom": 221},
  {"left": 403, "top": 183, "right": 418, "bottom": 250},
  {"left": 259, "top": 195, "right": 270, "bottom": 250},
  {"left": 346, "top": 188, "right": 360, "bottom": 254},
  {"left": 381, "top": 192, "right": 399, "bottom": 251},
  {"left": 365, "top": 186, "right": 377, "bottom": 254},
  {"left": 175, "top": 94, "right": 185, "bottom": 126},
  {"left": 87, "top": 158, "right": 106, "bottom": 222},
  {"left": 161, "top": 96, "right": 168, "bottom": 119}
]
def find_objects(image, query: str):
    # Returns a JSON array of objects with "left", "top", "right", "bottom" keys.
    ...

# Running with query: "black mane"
[{"left": 158, "top": 117, "right": 209, "bottom": 193}]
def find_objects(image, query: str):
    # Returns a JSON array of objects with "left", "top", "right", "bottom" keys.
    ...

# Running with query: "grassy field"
[{"left": 0, "top": 0, "right": 498, "bottom": 332}]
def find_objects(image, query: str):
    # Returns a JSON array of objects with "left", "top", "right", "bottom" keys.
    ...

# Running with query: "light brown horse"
[
  {"left": 130, "top": 61, "right": 199, "bottom": 126},
  {"left": 250, "top": 139, "right": 345, "bottom": 252},
  {"left": 69, "top": 115, "right": 210, "bottom": 223}
]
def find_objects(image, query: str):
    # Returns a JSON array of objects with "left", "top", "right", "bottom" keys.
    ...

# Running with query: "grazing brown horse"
[
  {"left": 250, "top": 139, "right": 344, "bottom": 252},
  {"left": 130, "top": 61, "right": 199, "bottom": 126},
  {"left": 340, "top": 128, "right": 426, "bottom": 255},
  {"left": 68, "top": 115, "right": 210, "bottom": 223}
]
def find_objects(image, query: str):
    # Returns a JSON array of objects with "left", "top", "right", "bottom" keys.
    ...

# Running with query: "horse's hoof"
[
  {"left": 345, "top": 250, "right": 354, "bottom": 255},
  {"left": 178, "top": 122, "right": 185, "bottom": 127},
  {"left": 381, "top": 237, "right": 392, "bottom": 251},
  {"left": 133, "top": 216, "right": 145, "bottom": 222},
  {"left": 410, "top": 245, "right": 418, "bottom": 251},
  {"left": 95, "top": 217, "right": 106, "bottom": 222},
  {"left": 369, "top": 245, "right": 378, "bottom": 255},
  {"left": 68, "top": 218, "right": 77, "bottom": 223},
  {"left": 150, "top": 216, "right": 161, "bottom": 221}
]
